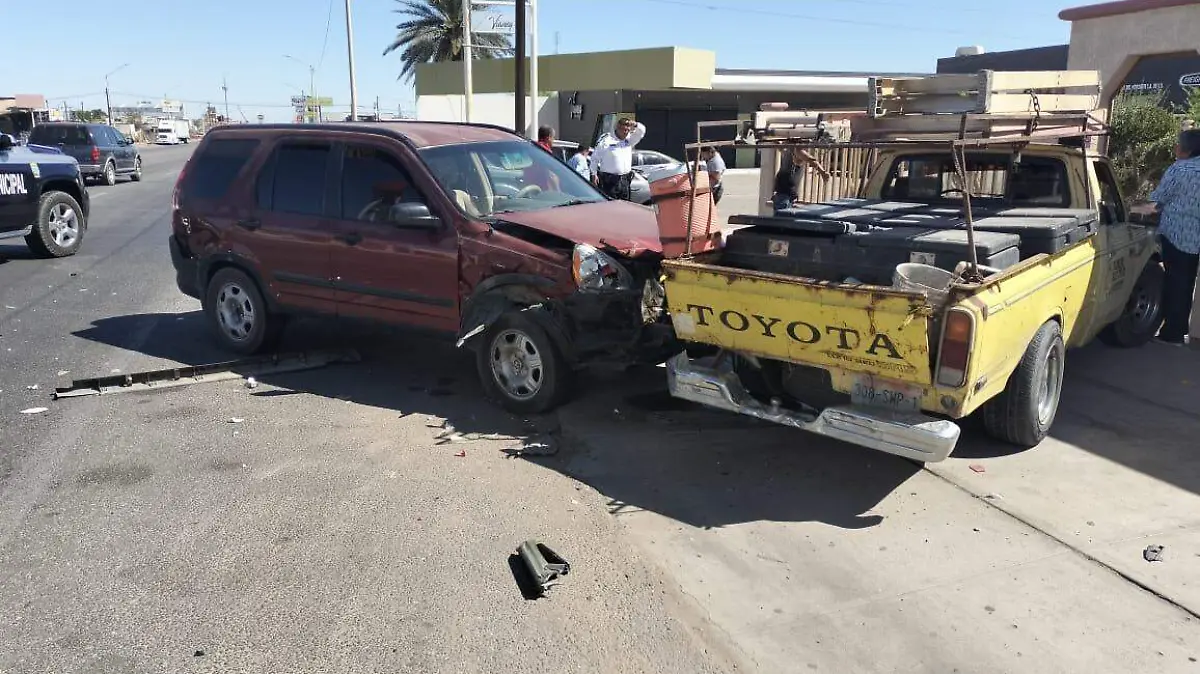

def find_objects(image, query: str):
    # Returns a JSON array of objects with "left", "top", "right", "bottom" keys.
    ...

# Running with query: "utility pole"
[
  {"left": 104, "top": 63, "right": 129, "bottom": 125},
  {"left": 374, "top": 95, "right": 380, "bottom": 120},
  {"left": 529, "top": 0, "right": 539, "bottom": 139},
  {"left": 345, "top": 0, "right": 359, "bottom": 122},
  {"left": 463, "top": 2, "right": 475, "bottom": 123},
  {"left": 515, "top": 0, "right": 526, "bottom": 133},
  {"left": 221, "top": 77, "right": 230, "bottom": 122}
]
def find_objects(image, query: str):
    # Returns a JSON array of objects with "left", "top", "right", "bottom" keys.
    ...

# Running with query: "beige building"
[
  {"left": 415, "top": 47, "right": 924, "bottom": 168},
  {"left": 1060, "top": 0, "right": 1200, "bottom": 106}
]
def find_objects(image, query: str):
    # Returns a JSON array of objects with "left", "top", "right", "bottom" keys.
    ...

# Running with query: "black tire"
[
  {"left": 129, "top": 157, "right": 143, "bottom": 182},
  {"left": 25, "top": 191, "right": 86, "bottom": 258},
  {"left": 1098, "top": 262, "right": 1164, "bottom": 348},
  {"left": 981, "top": 320, "right": 1066, "bottom": 447},
  {"left": 476, "top": 311, "right": 570, "bottom": 414},
  {"left": 101, "top": 161, "right": 116, "bottom": 186},
  {"left": 203, "top": 268, "right": 283, "bottom": 355}
]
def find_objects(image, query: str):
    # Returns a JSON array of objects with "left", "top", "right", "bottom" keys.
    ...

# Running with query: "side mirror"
[
  {"left": 0, "top": 134, "right": 14, "bottom": 151},
  {"left": 389, "top": 202, "right": 441, "bottom": 229}
]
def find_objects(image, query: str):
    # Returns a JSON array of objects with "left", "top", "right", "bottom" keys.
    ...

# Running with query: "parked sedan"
[{"left": 27, "top": 123, "right": 142, "bottom": 186}]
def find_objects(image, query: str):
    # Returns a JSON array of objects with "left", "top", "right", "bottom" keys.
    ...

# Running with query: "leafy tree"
[
  {"left": 1184, "top": 86, "right": 1200, "bottom": 127},
  {"left": 383, "top": 0, "right": 513, "bottom": 83},
  {"left": 1108, "top": 93, "right": 1181, "bottom": 201},
  {"left": 73, "top": 109, "right": 108, "bottom": 123}
]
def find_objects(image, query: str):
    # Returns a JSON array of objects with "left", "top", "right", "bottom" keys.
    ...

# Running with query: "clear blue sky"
[{"left": 0, "top": 0, "right": 1084, "bottom": 123}]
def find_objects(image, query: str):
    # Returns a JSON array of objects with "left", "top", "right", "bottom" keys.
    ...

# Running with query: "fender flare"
[
  {"left": 197, "top": 253, "right": 279, "bottom": 312},
  {"left": 456, "top": 274, "right": 574, "bottom": 360}
]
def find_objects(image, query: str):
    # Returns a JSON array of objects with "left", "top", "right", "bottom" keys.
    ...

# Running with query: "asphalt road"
[
  {"left": 4, "top": 147, "right": 1200, "bottom": 673},
  {"left": 0, "top": 144, "right": 735, "bottom": 674}
]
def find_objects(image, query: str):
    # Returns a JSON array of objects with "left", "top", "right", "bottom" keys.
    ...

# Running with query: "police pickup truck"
[{"left": 0, "top": 132, "right": 90, "bottom": 257}]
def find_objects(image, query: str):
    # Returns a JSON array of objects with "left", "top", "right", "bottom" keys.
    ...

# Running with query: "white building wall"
[{"left": 416, "top": 93, "right": 559, "bottom": 136}]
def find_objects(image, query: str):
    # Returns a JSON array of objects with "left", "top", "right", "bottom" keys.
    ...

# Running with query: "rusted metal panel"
[{"left": 662, "top": 258, "right": 935, "bottom": 386}]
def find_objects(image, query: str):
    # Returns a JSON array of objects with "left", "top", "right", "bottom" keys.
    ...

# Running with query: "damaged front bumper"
[{"left": 665, "top": 353, "right": 960, "bottom": 463}]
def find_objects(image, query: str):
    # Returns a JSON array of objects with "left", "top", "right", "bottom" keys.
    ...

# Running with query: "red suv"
[{"left": 169, "top": 122, "right": 686, "bottom": 413}]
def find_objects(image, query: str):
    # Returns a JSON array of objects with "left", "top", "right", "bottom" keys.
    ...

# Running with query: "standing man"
[
  {"left": 567, "top": 143, "right": 591, "bottom": 180},
  {"left": 1139, "top": 129, "right": 1200, "bottom": 346},
  {"left": 590, "top": 117, "right": 646, "bottom": 200},
  {"left": 700, "top": 146, "right": 726, "bottom": 203}
]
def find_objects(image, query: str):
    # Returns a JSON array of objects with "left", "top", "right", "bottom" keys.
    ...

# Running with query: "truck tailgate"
[{"left": 662, "top": 257, "right": 935, "bottom": 386}]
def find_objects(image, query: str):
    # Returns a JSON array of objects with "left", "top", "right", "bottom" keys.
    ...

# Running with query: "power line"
[
  {"left": 316, "top": 0, "right": 336, "bottom": 70},
  {"left": 629, "top": 0, "right": 1028, "bottom": 38}
]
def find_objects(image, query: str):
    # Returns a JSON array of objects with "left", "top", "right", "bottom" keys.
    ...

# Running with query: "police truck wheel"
[
  {"left": 203, "top": 268, "right": 282, "bottom": 355},
  {"left": 25, "top": 192, "right": 85, "bottom": 258},
  {"left": 101, "top": 161, "right": 116, "bottom": 186},
  {"left": 129, "top": 158, "right": 143, "bottom": 182},
  {"left": 981, "top": 320, "right": 1065, "bottom": 448},
  {"left": 476, "top": 312, "right": 569, "bottom": 414}
]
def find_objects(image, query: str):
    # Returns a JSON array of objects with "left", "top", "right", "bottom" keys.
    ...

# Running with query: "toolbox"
[{"left": 838, "top": 227, "right": 1022, "bottom": 285}]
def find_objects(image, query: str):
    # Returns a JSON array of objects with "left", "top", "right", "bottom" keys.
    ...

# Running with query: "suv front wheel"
[
  {"left": 203, "top": 268, "right": 283, "bottom": 354},
  {"left": 26, "top": 191, "right": 86, "bottom": 258}
]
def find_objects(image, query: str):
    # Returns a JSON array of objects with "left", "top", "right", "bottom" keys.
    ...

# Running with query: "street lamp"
[
  {"left": 346, "top": 0, "right": 359, "bottom": 122},
  {"left": 105, "top": 63, "right": 129, "bottom": 124},
  {"left": 283, "top": 55, "right": 317, "bottom": 122}
]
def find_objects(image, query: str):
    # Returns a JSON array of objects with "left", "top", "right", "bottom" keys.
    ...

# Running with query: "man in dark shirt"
[{"left": 771, "top": 147, "right": 830, "bottom": 214}]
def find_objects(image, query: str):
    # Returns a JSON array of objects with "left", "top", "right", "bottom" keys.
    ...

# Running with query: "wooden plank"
[
  {"left": 984, "top": 93, "right": 1100, "bottom": 114},
  {"left": 987, "top": 70, "right": 1101, "bottom": 92},
  {"left": 870, "top": 73, "right": 982, "bottom": 96}
]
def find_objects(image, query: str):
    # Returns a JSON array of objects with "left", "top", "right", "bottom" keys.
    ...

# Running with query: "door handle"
[
  {"left": 235, "top": 217, "right": 261, "bottom": 231},
  {"left": 338, "top": 232, "right": 363, "bottom": 246}
]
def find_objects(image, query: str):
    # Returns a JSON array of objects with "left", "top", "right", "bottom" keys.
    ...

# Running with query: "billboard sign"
[
  {"left": 160, "top": 99, "right": 182, "bottom": 114},
  {"left": 471, "top": 6, "right": 515, "bottom": 35}
]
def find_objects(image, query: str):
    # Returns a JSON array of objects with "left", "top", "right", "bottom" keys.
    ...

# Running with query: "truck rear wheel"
[
  {"left": 1098, "top": 262, "right": 1164, "bottom": 348},
  {"left": 981, "top": 320, "right": 1065, "bottom": 448}
]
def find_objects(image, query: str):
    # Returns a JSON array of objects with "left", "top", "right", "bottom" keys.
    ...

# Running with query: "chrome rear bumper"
[{"left": 665, "top": 353, "right": 960, "bottom": 463}]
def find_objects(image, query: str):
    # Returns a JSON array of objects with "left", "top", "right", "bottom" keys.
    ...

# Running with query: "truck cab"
[{"left": 662, "top": 70, "right": 1161, "bottom": 462}]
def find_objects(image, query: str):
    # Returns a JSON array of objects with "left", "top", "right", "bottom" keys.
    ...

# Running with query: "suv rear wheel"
[
  {"left": 203, "top": 268, "right": 283, "bottom": 355},
  {"left": 101, "top": 161, "right": 116, "bottom": 186},
  {"left": 26, "top": 191, "right": 85, "bottom": 258}
]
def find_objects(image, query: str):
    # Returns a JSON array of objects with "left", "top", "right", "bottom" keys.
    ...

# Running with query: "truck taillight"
[
  {"left": 936, "top": 309, "right": 974, "bottom": 388},
  {"left": 90, "top": 146, "right": 100, "bottom": 163}
]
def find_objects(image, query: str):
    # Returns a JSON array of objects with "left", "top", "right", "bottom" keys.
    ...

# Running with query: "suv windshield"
[
  {"left": 29, "top": 125, "right": 92, "bottom": 146},
  {"left": 418, "top": 140, "right": 604, "bottom": 217},
  {"left": 882, "top": 153, "right": 1070, "bottom": 207}
]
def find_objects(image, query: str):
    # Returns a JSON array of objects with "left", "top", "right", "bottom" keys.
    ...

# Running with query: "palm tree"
[{"left": 383, "top": 0, "right": 514, "bottom": 83}]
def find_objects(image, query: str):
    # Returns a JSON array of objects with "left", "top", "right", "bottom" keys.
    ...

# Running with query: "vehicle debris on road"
[
  {"left": 516, "top": 540, "right": 570, "bottom": 597},
  {"left": 1143, "top": 544, "right": 1165, "bottom": 562},
  {"left": 19, "top": 407, "right": 48, "bottom": 415}
]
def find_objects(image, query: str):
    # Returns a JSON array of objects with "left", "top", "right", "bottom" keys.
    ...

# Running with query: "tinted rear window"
[
  {"left": 187, "top": 138, "right": 260, "bottom": 200},
  {"left": 29, "top": 126, "right": 92, "bottom": 145}
]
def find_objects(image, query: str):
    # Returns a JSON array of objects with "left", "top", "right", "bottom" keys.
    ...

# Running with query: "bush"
[{"left": 1109, "top": 93, "right": 1180, "bottom": 201}]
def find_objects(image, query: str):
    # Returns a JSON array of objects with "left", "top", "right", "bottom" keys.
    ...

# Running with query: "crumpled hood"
[{"left": 492, "top": 199, "right": 666, "bottom": 257}]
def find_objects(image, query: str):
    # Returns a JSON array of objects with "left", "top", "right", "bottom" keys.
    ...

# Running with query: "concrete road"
[{"left": 0, "top": 145, "right": 735, "bottom": 674}]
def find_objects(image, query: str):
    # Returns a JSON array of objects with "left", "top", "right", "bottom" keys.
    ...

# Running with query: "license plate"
[{"left": 850, "top": 375, "right": 922, "bottom": 413}]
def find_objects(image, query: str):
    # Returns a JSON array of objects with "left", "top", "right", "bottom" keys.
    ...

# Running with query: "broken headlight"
[{"left": 572, "top": 243, "right": 632, "bottom": 291}]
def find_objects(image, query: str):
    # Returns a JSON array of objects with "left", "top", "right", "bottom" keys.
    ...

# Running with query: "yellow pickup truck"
[{"left": 664, "top": 71, "right": 1161, "bottom": 462}]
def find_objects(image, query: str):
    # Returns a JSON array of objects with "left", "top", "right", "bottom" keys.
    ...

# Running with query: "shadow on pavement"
[
  {"left": 70, "top": 311, "right": 540, "bottom": 442},
  {"left": 0, "top": 243, "right": 37, "bottom": 261},
  {"left": 548, "top": 366, "right": 922, "bottom": 530}
]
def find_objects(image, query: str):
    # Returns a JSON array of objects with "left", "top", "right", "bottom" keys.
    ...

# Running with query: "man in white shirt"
[
  {"left": 589, "top": 117, "right": 646, "bottom": 200},
  {"left": 700, "top": 146, "right": 726, "bottom": 203}
]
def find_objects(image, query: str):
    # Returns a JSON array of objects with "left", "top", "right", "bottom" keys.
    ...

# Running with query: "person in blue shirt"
[
  {"left": 1144, "top": 129, "right": 1200, "bottom": 345},
  {"left": 567, "top": 144, "right": 591, "bottom": 180}
]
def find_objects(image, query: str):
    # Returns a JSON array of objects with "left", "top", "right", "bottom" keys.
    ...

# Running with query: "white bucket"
[{"left": 893, "top": 263, "right": 955, "bottom": 308}]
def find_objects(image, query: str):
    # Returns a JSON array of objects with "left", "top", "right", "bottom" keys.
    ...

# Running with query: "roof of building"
[
  {"left": 714, "top": 68, "right": 929, "bottom": 78},
  {"left": 935, "top": 45, "right": 1070, "bottom": 74},
  {"left": 1059, "top": 0, "right": 1200, "bottom": 21}
]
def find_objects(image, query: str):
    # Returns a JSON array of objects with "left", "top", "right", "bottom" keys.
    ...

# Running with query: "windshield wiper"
[{"left": 552, "top": 199, "right": 595, "bottom": 208}]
